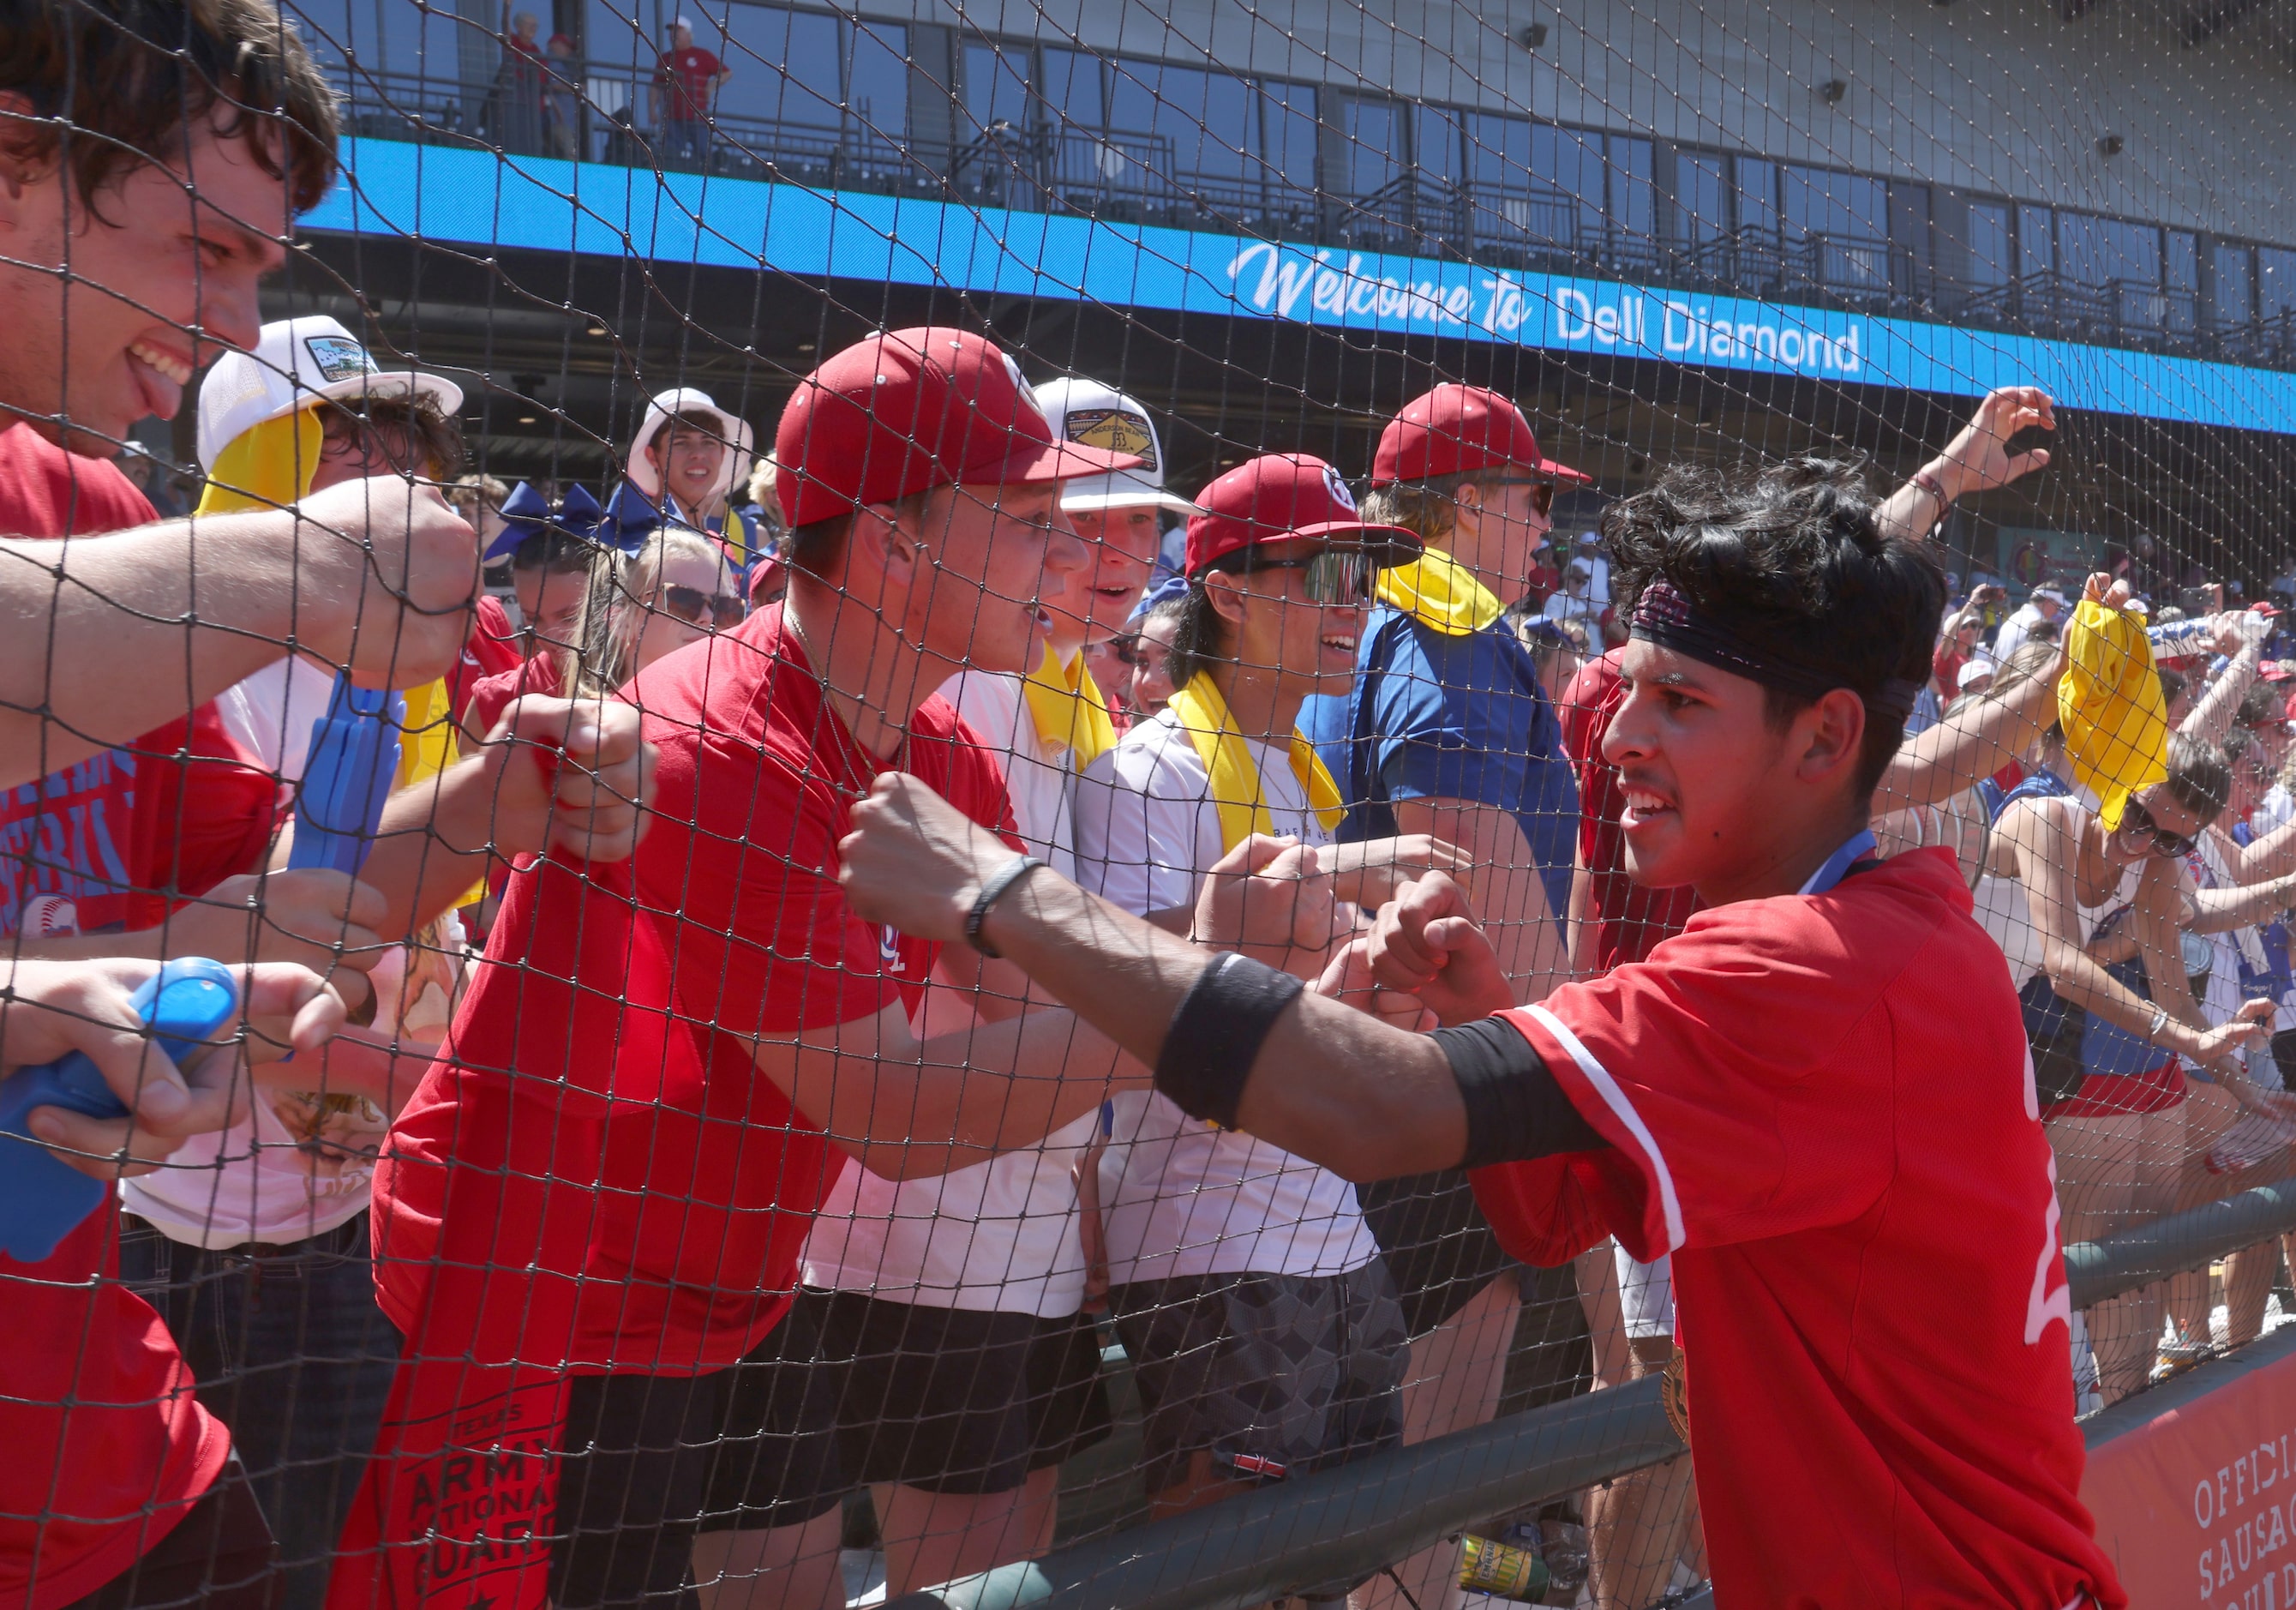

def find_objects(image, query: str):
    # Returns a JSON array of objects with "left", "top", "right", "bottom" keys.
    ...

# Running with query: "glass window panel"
[
  {"left": 1966, "top": 202, "right": 2012, "bottom": 290},
  {"left": 1340, "top": 98, "right": 1400, "bottom": 198},
  {"left": 715, "top": 6, "right": 840, "bottom": 129},
  {"left": 2018, "top": 205, "right": 2054, "bottom": 279},
  {"left": 2168, "top": 231, "right": 2199, "bottom": 291},
  {"left": 584, "top": 0, "right": 650, "bottom": 76},
  {"left": 1780, "top": 165, "right": 1887, "bottom": 240},
  {"left": 961, "top": 42, "right": 1031, "bottom": 135},
  {"left": 1462, "top": 111, "right": 1532, "bottom": 189},
  {"left": 2262, "top": 249, "right": 2296, "bottom": 321},
  {"left": 845, "top": 20, "right": 908, "bottom": 139},
  {"left": 1675, "top": 153, "right": 1727, "bottom": 246},
  {"left": 1256, "top": 81, "right": 1319, "bottom": 201},
  {"left": 1609, "top": 135, "right": 1655, "bottom": 240},
  {"left": 286, "top": 0, "right": 436, "bottom": 84},
  {"left": 1522, "top": 124, "right": 1604, "bottom": 249},
  {"left": 2055, "top": 213, "right": 2160, "bottom": 286},
  {"left": 1039, "top": 45, "right": 1102, "bottom": 133},
  {"left": 2216, "top": 242, "right": 2257, "bottom": 327},
  {"left": 1412, "top": 105, "right": 1462, "bottom": 183},
  {"left": 1735, "top": 157, "right": 1777, "bottom": 237},
  {"left": 1127, "top": 62, "right": 1249, "bottom": 182}
]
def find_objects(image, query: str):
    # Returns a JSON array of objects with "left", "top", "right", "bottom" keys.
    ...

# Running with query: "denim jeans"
[{"left": 117, "top": 1211, "right": 399, "bottom": 1610}]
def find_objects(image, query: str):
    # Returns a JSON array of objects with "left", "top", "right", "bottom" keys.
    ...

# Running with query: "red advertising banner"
[{"left": 2081, "top": 1331, "right": 2296, "bottom": 1607}]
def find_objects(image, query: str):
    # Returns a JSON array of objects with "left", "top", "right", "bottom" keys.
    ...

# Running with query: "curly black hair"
[{"left": 1599, "top": 456, "right": 1946, "bottom": 796}]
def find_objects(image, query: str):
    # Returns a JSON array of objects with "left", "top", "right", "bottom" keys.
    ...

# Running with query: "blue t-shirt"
[{"left": 1298, "top": 604, "right": 1579, "bottom": 917}]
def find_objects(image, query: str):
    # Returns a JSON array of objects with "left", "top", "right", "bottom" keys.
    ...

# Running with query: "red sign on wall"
[{"left": 2082, "top": 1331, "right": 2296, "bottom": 1607}]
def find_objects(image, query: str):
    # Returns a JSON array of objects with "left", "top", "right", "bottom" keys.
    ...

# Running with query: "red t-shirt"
[
  {"left": 374, "top": 604, "right": 1019, "bottom": 1373},
  {"left": 1556, "top": 648, "right": 1699, "bottom": 970},
  {"left": 443, "top": 595, "right": 525, "bottom": 728},
  {"left": 655, "top": 45, "right": 722, "bottom": 117},
  {"left": 0, "top": 424, "right": 232, "bottom": 1607},
  {"left": 1472, "top": 850, "right": 2124, "bottom": 1609},
  {"left": 459, "top": 649, "right": 563, "bottom": 742}
]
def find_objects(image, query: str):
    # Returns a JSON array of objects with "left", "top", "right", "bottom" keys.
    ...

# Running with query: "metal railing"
[
  {"left": 315, "top": 58, "right": 2296, "bottom": 374},
  {"left": 882, "top": 1178, "right": 2296, "bottom": 1610}
]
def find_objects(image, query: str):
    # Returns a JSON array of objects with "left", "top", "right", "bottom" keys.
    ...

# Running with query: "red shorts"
[{"left": 2042, "top": 1059, "right": 2185, "bottom": 1120}]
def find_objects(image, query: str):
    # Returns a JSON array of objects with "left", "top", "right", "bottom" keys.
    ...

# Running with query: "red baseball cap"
[
  {"left": 1372, "top": 383, "right": 1591, "bottom": 489},
  {"left": 1184, "top": 454, "right": 1421, "bottom": 576},
  {"left": 775, "top": 327, "right": 1142, "bottom": 529}
]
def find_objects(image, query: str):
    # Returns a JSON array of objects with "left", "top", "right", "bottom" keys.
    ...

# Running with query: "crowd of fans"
[{"left": 2, "top": 4, "right": 2289, "bottom": 1610}]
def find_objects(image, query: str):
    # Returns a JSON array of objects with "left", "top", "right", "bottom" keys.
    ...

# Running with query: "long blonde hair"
[{"left": 555, "top": 527, "right": 728, "bottom": 697}]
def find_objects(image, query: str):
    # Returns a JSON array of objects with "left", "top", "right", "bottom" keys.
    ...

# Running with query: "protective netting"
[{"left": 3, "top": 0, "right": 2296, "bottom": 1607}]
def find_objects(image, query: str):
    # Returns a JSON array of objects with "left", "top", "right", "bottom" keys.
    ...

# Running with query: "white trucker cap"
[
  {"left": 1034, "top": 377, "right": 1199, "bottom": 516},
  {"left": 196, "top": 315, "right": 464, "bottom": 472}
]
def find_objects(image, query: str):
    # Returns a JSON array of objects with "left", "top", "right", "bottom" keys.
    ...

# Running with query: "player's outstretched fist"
[
  {"left": 841, "top": 772, "right": 1015, "bottom": 945},
  {"left": 1368, "top": 872, "right": 1513, "bottom": 1027},
  {"left": 1312, "top": 936, "right": 1436, "bottom": 1032}
]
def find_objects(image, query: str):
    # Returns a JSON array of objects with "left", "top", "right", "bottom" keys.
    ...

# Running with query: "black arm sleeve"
[{"left": 1433, "top": 1017, "right": 1613, "bottom": 1171}]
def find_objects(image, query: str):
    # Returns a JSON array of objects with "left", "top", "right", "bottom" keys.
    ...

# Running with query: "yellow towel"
[
  {"left": 2059, "top": 599, "right": 2169, "bottom": 832},
  {"left": 1375, "top": 545, "right": 1502, "bottom": 636},
  {"left": 195, "top": 408, "right": 321, "bottom": 516},
  {"left": 1022, "top": 643, "right": 1118, "bottom": 772},
  {"left": 1166, "top": 671, "right": 1344, "bottom": 850}
]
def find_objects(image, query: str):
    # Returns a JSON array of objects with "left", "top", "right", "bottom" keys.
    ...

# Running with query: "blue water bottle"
[
  {"left": 290, "top": 673, "right": 404, "bottom": 878},
  {"left": 0, "top": 958, "right": 242, "bottom": 1262}
]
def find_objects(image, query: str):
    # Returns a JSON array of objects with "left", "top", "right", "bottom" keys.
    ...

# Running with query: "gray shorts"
[{"left": 1108, "top": 1262, "right": 1409, "bottom": 1494}]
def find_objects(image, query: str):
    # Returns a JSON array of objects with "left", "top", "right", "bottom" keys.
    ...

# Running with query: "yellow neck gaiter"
[
  {"left": 2059, "top": 598, "right": 2169, "bottom": 832},
  {"left": 1375, "top": 544, "right": 1502, "bottom": 636},
  {"left": 1022, "top": 644, "right": 1118, "bottom": 772},
  {"left": 195, "top": 407, "right": 322, "bottom": 517},
  {"left": 1166, "top": 671, "right": 1344, "bottom": 851}
]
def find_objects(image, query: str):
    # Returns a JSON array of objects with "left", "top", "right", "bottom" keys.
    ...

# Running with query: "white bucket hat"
[
  {"left": 626, "top": 387, "right": 755, "bottom": 511},
  {"left": 1034, "top": 377, "right": 1199, "bottom": 516},
  {"left": 195, "top": 315, "right": 464, "bottom": 473}
]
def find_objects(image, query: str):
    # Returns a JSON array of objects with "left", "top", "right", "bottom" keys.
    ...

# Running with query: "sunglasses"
[
  {"left": 1223, "top": 549, "right": 1376, "bottom": 605},
  {"left": 1484, "top": 477, "right": 1558, "bottom": 518},
  {"left": 658, "top": 584, "right": 747, "bottom": 630},
  {"left": 2114, "top": 796, "right": 2198, "bottom": 860}
]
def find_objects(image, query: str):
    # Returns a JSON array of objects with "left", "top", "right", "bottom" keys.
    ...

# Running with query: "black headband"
[{"left": 1629, "top": 580, "right": 1921, "bottom": 723}]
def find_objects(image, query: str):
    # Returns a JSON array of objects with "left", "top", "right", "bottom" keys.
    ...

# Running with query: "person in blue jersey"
[{"left": 1297, "top": 383, "right": 1585, "bottom": 1610}]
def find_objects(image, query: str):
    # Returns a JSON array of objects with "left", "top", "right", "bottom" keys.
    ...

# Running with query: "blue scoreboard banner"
[{"left": 311, "top": 139, "right": 2296, "bottom": 436}]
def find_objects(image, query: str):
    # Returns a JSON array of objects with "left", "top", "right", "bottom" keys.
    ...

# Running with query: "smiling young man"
[
  {"left": 835, "top": 459, "right": 2127, "bottom": 1608},
  {"left": 345, "top": 329, "right": 1148, "bottom": 1610}
]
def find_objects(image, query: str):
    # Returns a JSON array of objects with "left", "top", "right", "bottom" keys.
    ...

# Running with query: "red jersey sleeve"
[{"left": 1474, "top": 898, "right": 1899, "bottom": 1264}]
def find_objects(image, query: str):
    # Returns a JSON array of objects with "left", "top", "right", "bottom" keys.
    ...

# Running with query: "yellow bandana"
[
  {"left": 195, "top": 407, "right": 322, "bottom": 517},
  {"left": 1022, "top": 644, "right": 1119, "bottom": 772},
  {"left": 1166, "top": 671, "right": 1345, "bottom": 851},
  {"left": 2059, "top": 598, "right": 2168, "bottom": 832},
  {"left": 1375, "top": 544, "right": 1503, "bottom": 637}
]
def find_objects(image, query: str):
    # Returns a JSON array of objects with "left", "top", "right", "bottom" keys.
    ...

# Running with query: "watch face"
[{"left": 1063, "top": 407, "right": 1159, "bottom": 470}]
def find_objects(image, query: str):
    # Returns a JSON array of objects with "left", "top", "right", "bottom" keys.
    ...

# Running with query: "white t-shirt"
[
  {"left": 1070, "top": 711, "right": 1382, "bottom": 1283},
  {"left": 120, "top": 922, "right": 461, "bottom": 1247},
  {"left": 212, "top": 652, "right": 334, "bottom": 789},
  {"left": 798, "top": 663, "right": 1094, "bottom": 1316}
]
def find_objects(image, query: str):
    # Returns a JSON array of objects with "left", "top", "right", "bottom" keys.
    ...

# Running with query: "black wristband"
[
  {"left": 1433, "top": 1018, "right": 1611, "bottom": 1170},
  {"left": 1154, "top": 952, "right": 1304, "bottom": 1129},
  {"left": 965, "top": 855, "right": 1046, "bottom": 958}
]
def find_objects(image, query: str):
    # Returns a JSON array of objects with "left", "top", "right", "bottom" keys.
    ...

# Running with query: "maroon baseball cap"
[
  {"left": 1372, "top": 383, "right": 1591, "bottom": 489},
  {"left": 1184, "top": 454, "right": 1421, "bottom": 577},
  {"left": 775, "top": 327, "right": 1142, "bottom": 529}
]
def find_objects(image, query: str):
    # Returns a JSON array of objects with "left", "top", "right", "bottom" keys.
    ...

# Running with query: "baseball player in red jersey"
[{"left": 834, "top": 457, "right": 2128, "bottom": 1607}]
